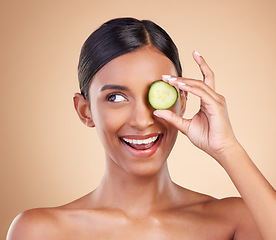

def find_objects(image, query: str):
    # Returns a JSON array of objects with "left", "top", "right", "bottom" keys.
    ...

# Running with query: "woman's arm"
[
  {"left": 218, "top": 142, "right": 276, "bottom": 240},
  {"left": 154, "top": 51, "right": 276, "bottom": 240}
]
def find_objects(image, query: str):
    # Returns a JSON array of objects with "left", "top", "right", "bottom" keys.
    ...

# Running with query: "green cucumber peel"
[{"left": 148, "top": 80, "right": 178, "bottom": 110}]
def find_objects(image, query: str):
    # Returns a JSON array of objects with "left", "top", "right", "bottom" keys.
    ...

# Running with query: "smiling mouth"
[{"left": 120, "top": 134, "right": 162, "bottom": 151}]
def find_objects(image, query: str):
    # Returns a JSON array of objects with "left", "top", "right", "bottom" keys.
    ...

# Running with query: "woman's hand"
[
  {"left": 154, "top": 51, "right": 239, "bottom": 161},
  {"left": 155, "top": 51, "right": 276, "bottom": 239}
]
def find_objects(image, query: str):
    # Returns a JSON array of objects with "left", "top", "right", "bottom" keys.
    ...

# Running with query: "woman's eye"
[{"left": 107, "top": 94, "right": 127, "bottom": 103}]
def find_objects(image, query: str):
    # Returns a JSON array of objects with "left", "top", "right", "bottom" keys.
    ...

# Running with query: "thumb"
[{"left": 154, "top": 110, "right": 190, "bottom": 136}]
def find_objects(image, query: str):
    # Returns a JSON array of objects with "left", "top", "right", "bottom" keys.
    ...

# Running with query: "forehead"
[{"left": 90, "top": 46, "right": 177, "bottom": 90}]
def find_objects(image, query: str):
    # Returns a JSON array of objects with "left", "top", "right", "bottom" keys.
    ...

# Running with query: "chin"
[{"left": 124, "top": 160, "right": 168, "bottom": 178}]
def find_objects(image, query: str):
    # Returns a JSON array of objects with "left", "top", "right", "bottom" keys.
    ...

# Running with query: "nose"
[{"left": 128, "top": 98, "right": 154, "bottom": 131}]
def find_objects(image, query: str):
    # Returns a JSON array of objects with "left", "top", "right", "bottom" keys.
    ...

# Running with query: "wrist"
[{"left": 213, "top": 140, "right": 245, "bottom": 167}]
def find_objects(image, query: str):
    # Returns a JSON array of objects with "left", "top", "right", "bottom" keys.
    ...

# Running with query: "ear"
[
  {"left": 73, "top": 93, "right": 95, "bottom": 127},
  {"left": 180, "top": 90, "right": 187, "bottom": 116}
]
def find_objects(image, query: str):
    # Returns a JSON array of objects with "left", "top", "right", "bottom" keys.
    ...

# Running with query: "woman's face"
[{"left": 88, "top": 46, "right": 186, "bottom": 177}]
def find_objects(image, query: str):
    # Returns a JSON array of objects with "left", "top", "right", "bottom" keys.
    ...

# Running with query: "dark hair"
[{"left": 78, "top": 17, "right": 182, "bottom": 100}]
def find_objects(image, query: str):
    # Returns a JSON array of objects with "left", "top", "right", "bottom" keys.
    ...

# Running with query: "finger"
[
  {"left": 177, "top": 83, "right": 224, "bottom": 115},
  {"left": 162, "top": 75, "right": 221, "bottom": 102},
  {"left": 161, "top": 75, "right": 189, "bottom": 99},
  {"left": 192, "top": 51, "right": 215, "bottom": 90},
  {"left": 153, "top": 110, "right": 191, "bottom": 136}
]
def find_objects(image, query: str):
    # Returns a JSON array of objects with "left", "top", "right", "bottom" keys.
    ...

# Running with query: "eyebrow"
[{"left": 100, "top": 84, "right": 129, "bottom": 92}]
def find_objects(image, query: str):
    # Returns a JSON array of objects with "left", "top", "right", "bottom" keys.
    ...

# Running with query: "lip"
[{"left": 119, "top": 133, "right": 163, "bottom": 158}]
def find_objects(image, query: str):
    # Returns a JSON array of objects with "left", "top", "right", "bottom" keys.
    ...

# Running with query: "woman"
[{"left": 7, "top": 17, "right": 276, "bottom": 239}]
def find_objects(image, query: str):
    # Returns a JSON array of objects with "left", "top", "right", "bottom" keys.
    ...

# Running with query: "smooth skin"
[{"left": 7, "top": 46, "right": 276, "bottom": 239}]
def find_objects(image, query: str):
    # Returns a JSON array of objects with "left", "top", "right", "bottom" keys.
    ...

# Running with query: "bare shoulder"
[
  {"left": 206, "top": 197, "right": 254, "bottom": 222},
  {"left": 204, "top": 196, "right": 245, "bottom": 212},
  {"left": 205, "top": 197, "right": 263, "bottom": 239},
  {"left": 6, "top": 196, "right": 102, "bottom": 240},
  {"left": 7, "top": 208, "right": 62, "bottom": 240},
  {"left": 177, "top": 187, "right": 262, "bottom": 239}
]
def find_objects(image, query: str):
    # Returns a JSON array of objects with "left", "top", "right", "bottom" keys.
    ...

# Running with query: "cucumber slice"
[{"left": 148, "top": 81, "right": 178, "bottom": 110}]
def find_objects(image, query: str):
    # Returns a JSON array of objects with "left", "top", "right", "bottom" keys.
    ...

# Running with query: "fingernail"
[
  {"left": 153, "top": 111, "right": 161, "bottom": 117},
  {"left": 168, "top": 77, "right": 177, "bottom": 81},
  {"left": 178, "top": 82, "right": 186, "bottom": 86},
  {"left": 162, "top": 75, "right": 171, "bottom": 80},
  {"left": 194, "top": 50, "right": 201, "bottom": 56}
]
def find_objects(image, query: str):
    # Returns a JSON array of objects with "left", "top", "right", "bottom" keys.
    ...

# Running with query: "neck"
[{"left": 91, "top": 157, "right": 179, "bottom": 217}]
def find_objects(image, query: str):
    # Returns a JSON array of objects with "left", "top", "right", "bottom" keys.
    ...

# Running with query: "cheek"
[
  {"left": 93, "top": 109, "right": 125, "bottom": 153},
  {"left": 93, "top": 103, "right": 129, "bottom": 136}
]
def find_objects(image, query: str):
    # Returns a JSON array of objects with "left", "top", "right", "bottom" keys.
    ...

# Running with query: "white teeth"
[{"left": 123, "top": 136, "right": 158, "bottom": 145}]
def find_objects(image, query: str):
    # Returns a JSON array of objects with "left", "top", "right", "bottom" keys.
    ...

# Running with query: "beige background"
[{"left": 1, "top": 0, "right": 276, "bottom": 238}]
